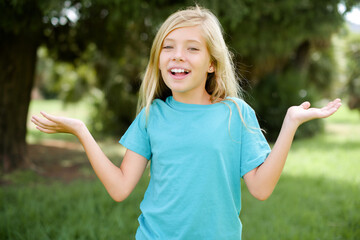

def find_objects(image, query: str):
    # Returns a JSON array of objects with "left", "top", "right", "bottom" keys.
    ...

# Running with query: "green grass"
[
  {"left": 2, "top": 100, "right": 360, "bottom": 239},
  {"left": 241, "top": 105, "right": 360, "bottom": 239},
  {"left": 1, "top": 178, "right": 149, "bottom": 240}
]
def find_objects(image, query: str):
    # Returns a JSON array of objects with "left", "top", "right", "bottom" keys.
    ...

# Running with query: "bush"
[{"left": 247, "top": 67, "right": 323, "bottom": 142}]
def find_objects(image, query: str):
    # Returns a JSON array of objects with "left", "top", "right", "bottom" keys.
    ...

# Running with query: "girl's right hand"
[{"left": 31, "top": 112, "right": 85, "bottom": 136}]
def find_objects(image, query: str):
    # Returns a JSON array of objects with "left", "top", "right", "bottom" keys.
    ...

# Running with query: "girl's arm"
[
  {"left": 31, "top": 112, "right": 148, "bottom": 202},
  {"left": 243, "top": 99, "right": 342, "bottom": 201}
]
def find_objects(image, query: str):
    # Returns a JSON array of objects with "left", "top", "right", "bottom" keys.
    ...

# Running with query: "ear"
[{"left": 208, "top": 62, "right": 215, "bottom": 73}]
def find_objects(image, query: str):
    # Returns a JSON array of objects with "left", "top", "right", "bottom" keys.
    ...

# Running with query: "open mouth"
[{"left": 170, "top": 68, "right": 190, "bottom": 76}]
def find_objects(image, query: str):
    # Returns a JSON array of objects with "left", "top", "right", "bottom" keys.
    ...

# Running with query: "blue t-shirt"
[{"left": 119, "top": 96, "right": 271, "bottom": 240}]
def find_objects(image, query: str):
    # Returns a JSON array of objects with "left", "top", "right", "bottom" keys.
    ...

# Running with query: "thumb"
[{"left": 300, "top": 101, "right": 311, "bottom": 110}]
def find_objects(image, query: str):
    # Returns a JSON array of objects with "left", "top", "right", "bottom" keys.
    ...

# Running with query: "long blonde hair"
[{"left": 138, "top": 5, "right": 242, "bottom": 115}]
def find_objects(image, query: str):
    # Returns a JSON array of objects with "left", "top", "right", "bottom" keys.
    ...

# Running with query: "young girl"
[{"left": 32, "top": 6, "right": 342, "bottom": 240}]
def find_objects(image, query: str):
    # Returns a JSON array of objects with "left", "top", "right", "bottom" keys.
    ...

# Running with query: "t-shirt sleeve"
[
  {"left": 119, "top": 109, "right": 152, "bottom": 160},
  {"left": 239, "top": 102, "right": 271, "bottom": 178}
]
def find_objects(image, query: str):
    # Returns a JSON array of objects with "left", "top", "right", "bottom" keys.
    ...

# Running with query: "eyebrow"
[{"left": 163, "top": 38, "right": 202, "bottom": 44}]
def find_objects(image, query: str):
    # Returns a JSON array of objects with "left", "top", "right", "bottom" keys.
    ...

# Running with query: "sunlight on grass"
[
  {"left": 284, "top": 104, "right": 360, "bottom": 185},
  {"left": 326, "top": 104, "right": 359, "bottom": 124},
  {"left": 241, "top": 104, "right": 360, "bottom": 240}
]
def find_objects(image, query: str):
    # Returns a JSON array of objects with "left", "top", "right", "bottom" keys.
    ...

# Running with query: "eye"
[
  {"left": 162, "top": 45, "right": 173, "bottom": 49},
  {"left": 188, "top": 47, "right": 199, "bottom": 51}
]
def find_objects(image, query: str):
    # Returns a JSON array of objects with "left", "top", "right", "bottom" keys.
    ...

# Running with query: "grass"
[
  {"left": 1, "top": 179, "right": 149, "bottom": 239},
  {"left": 241, "top": 105, "right": 360, "bottom": 239},
  {"left": 1, "top": 100, "right": 360, "bottom": 239}
]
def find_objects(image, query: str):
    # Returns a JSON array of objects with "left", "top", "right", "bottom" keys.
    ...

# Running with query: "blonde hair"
[{"left": 138, "top": 5, "right": 243, "bottom": 115}]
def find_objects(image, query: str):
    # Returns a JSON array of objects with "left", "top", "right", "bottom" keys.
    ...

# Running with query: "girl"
[{"left": 32, "top": 6, "right": 342, "bottom": 240}]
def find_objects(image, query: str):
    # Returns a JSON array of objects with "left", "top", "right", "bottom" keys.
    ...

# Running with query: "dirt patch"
[{"left": 3, "top": 140, "right": 96, "bottom": 185}]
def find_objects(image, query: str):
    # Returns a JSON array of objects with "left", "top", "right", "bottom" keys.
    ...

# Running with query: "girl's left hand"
[{"left": 287, "top": 98, "right": 342, "bottom": 126}]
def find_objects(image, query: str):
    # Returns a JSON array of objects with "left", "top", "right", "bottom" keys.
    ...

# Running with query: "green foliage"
[
  {"left": 34, "top": 0, "right": 197, "bottom": 136},
  {"left": 248, "top": 41, "right": 341, "bottom": 141},
  {"left": 248, "top": 65, "right": 323, "bottom": 141},
  {"left": 345, "top": 32, "right": 360, "bottom": 111},
  {"left": 4, "top": 0, "right": 360, "bottom": 138},
  {"left": 308, "top": 44, "right": 339, "bottom": 98},
  {"left": 215, "top": 0, "right": 344, "bottom": 63},
  {"left": 208, "top": 0, "right": 357, "bottom": 139},
  {"left": 36, "top": 46, "right": 97, "bottom": 101}
]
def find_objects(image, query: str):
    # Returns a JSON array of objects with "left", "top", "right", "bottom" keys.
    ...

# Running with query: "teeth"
[{"left": 171, "top": 68, "right": 189, "bottom": 73}]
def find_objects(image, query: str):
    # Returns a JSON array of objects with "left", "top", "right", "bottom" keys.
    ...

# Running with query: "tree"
[
  {"left": 0, "top": 0, "right": 145, "bottom": 172},
  {"left": 0, "top": 0, "right": 192, "bottom": 172},
  {"left": 49, "top": 0, "right": 360, "bottom": 141},
  {"left": 0, "top": 0, "right": 47, "bottom": 171},
  {"left": 1, "top": 0, "right": 359, "bottom": 172},
  {"left": 93, "top": 0, "right": 360, "bottom": 141},
  {"left": 204, "top": 0, "right": 360, "bottom": 140}
]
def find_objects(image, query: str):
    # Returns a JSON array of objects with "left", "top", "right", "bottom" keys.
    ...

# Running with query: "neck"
[{"left": 172, "top": 91, "right": 212, "bottom": 105}]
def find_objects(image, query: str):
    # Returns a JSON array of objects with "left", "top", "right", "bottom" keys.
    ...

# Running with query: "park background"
[{"left": 1, "top": 0, "right": 360, "bottom": 239}]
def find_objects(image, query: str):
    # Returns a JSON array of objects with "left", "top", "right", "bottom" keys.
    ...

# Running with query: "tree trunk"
[{"left": 0, "top": 32, "right": 39, "bottom": 172}]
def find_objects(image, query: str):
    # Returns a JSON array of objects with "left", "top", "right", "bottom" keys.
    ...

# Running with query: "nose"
[
  {"left": 172, "top": 56, "right": 183, "bottom": 62},
  {"left": 172, "top": 48, "right": 185, "bottom": 62}
]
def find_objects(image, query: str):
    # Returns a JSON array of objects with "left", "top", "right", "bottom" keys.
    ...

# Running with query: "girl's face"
[{"left": 159, "top": 26, "right": 214, "bottom": 103}]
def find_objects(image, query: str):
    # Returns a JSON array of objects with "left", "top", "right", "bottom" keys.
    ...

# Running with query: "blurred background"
[{"left": 1, "top": 0, "right": 359, "bottom": 239}]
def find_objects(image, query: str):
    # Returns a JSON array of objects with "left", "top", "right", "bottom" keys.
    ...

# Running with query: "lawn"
[
  {"left": 1, "top": 100, "right": 359, "bottom": 239},
  {"left": 241, "top": 105, "right": 360, "bottom": 240}
]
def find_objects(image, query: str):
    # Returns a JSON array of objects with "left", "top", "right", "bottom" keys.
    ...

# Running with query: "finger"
[
  {"left": 32, "top": 117, "right": 62, "bottom": 134},
  {"left": 40, "top": 111, "right": 61, "bottom": 123},
  {"left": 319, "top": 99, "right": 342, "bottom": 118},
  {"left": 328, "top": 98, "right": 341, "bottom": 107},
  {"left": 35, "top": 125, "right": 58, "bottom": 134},
  {"left": 31, "top": 118, "right": 56, "bottom": 132},
  {"left": 332, "top": 98, "right": 342, "bottom": 108},
  {"left": 32, "top": 115, "right": 55, "bottom": 126},
  {"left": 31, "top": 115, "right": 57, "bottom": 128},
  {"left": 300, "top": 101, "right": 311, "bottom": 110},
  {"left": 322, "top": 98, "right": 342, "bottom": 112}
]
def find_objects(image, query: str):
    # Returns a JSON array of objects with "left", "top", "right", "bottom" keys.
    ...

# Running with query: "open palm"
[
  {"left": 287, "top": 98, "right": 342, "bottom": 126},
  {"left": 31, "top": 112, "right": 84, "bottom": 135}
]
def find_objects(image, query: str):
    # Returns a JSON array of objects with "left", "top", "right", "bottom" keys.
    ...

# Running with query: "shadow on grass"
[
  {"left": 1, "top": 143, "right": 92, "bottom": 185},
  {"left": 2, "top": 139, "right": 124, "bottom": 186},
  {"left": 241, "top": 174, "right": 360, "bottom": 240}
]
